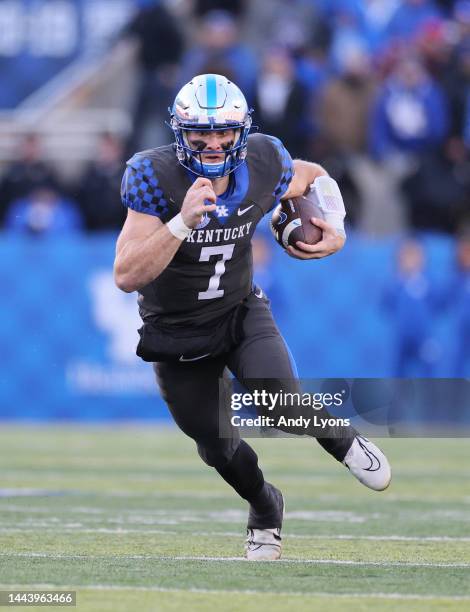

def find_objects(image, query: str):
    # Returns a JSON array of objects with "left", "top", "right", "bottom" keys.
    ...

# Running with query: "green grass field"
[{"left": 0, "top": 425, "right": 469, "bottom": 611}]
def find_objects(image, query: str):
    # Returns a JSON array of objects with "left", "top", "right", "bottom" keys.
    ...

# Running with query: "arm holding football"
[
  {"left": 287, "top": 175, "right": 347, "bottom": 260},
  {"left": 281, "top": 159, "right": 328, "bottom": 200},
  {"left": 282, "top": 159, "right": 347, "bottom": 234}
]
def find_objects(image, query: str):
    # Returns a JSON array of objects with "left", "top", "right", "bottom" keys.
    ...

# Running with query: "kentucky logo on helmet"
[{"left": 169, "top": 74, "right": 252, "bottom": 179}]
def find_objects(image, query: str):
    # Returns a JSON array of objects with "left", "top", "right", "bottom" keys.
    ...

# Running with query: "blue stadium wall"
[{"left": 0, "top": 232, "right": 460, "bottom": 420}]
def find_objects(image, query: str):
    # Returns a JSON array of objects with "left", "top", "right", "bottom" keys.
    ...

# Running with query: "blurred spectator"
[
  {"left": 435, "top": 0, "right": 458, "bottom": 11},
  {"left": 381, "top": 238, "right": 441, "bottom": 376},
  {"left": 319, "top": 47, "right": 376, "bottom": 156},
  {"left": 122, "top": 0, "right": 184, "bottom": 153},
  {"left": 384, "top": 0, "right": 443, "bottom": 47},
  {"left": 254, "top": 48, "right": 311, "bottom": 158},
  {"left": 317, "top": 0, "right": 367, "bottom": 25},
  {"left": 317, "top": 46, "right": 377, "bottom": 226},
  {"left": 401, "top": 142, "right": 469, "bottom": 232},
  {"left": 5, "top": 187, "right": 83, "bottom": 235},
  {"left": 293, "top": 48, "right": 330, "bottom": 103},
  {"left": 415, "top": 18, "right": 453, "bottom": 78},
  {"left": 454, "top": 0, "right": 470, "bottom": 39},
  {"left": 442, "top": 40, "right": 470, "bottom": 145},
  {"left": 0, "top": 134, "right": 60, "bottom": 225},
  {"left": 364, "top": 0, "right": 403, "bottom": 34},
  {"left": 75, "top": 134, "right": 126, "bottom": 232},
  {"left": 326, "top": 0, "right": 376, "bottom": 69},
  {"left": 193, "top": 0, "right": 246, "bottom": 20},
  {"left": 179, "top": 10, "right": 257, "bottom": 103},
  {"left": 243, "top": 0, "right": 321, "bottom": 55},
  {"left": 404, "top": 17, "right": 470, "bottom": 232},
  {"left": 369, "top": 57, "right": 449, "bottom": 160}
]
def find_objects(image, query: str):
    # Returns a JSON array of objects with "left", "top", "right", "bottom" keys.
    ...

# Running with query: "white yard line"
[
  {"left": 1, "top": 552, "right": 469, "bottom": 568},
  {"left": 2, "top": 504, "right": 470, "bottom": 525},
  {"left": 1, "top": 526, "right": 470, "bottom": 543},
  {"left": 0, "top": 584, "right": 469, "bottom": 601}
]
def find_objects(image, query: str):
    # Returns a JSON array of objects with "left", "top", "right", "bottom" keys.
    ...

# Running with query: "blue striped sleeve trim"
[{"left": 120, "top": 157, "right": 168, "bottom": 218}]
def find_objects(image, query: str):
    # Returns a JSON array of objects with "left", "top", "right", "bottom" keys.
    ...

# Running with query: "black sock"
[
  {"left": 306, "top": 406, "right": 357, "bottom": 461},
  {"left": 216, "top": 439, "right": 265, "bottom": 503},
  {"left": 316, "top": 434, "right": 356, "bottom": 462}
]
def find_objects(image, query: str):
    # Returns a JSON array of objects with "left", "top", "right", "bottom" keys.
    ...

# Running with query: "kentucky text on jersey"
[{"left": 186, "top": 222, "right": 252, "bottom": 243}]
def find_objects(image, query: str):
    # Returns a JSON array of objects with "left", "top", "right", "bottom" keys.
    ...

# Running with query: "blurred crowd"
[
  {"left": 381, "top": 234, "right": 470, "bottom": 376},
  {"left": 0, "top": 132, "right": 125, "bottom": 233},
  {"left": 1, "top": 0, "right": 470, "bottom": 237}
]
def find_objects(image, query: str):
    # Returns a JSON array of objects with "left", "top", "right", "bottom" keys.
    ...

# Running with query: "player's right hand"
[{"left": 181, "top": 178, "right": 217, "bottom": 228}]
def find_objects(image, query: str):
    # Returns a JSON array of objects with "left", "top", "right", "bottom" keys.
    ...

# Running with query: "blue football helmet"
[{"left": 170, "top": 74, "right": 252, "bottom": 179}]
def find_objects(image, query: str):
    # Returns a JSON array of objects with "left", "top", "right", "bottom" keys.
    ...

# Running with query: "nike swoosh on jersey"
[
  {"left": 179, "top": 353, "right": 211, "bottom": 362},
  {"left": 237, "top": 205, "right": 254, "bottom": 216}
]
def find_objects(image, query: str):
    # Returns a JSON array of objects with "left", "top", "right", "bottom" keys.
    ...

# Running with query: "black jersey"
[{"left": 120, "top": 133, "right": 294, "bottom": 326}]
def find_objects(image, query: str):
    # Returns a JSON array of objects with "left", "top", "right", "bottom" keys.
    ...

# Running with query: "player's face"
[{"left": 186, "top": 129, "right": 236, "bottom": 163}]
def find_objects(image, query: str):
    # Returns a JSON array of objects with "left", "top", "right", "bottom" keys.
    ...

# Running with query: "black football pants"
[{"left": 154, "top": 291, "right": 356, "bottom": 507}]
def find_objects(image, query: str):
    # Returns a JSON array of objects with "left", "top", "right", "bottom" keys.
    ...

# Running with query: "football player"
[{"left": 115, "top": 74, "right": 391, "bottom": 561}]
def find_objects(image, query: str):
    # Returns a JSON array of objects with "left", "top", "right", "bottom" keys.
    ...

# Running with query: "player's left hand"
[{"left": 286, "top": 217, "right": 345, "bottom": 260}]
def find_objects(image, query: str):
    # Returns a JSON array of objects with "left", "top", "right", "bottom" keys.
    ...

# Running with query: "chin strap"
[{"left": 309, "top": 176, "right": 347, "bottom": 239}]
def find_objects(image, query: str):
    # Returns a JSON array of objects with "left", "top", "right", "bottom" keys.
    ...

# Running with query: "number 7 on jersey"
[{"left": 198, "top": 244, "right": 235, "bottom": 300}]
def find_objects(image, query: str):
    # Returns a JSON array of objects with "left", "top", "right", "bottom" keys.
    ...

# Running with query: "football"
[{"left": 270, "top": 191, "right": 324, "bottom": 249}]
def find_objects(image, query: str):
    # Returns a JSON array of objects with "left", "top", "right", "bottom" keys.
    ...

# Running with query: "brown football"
[{"left": 270, "top": 192, "right": 323, "bottom": 249}]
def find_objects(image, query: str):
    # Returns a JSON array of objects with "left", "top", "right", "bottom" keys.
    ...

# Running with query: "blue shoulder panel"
[
  {"left": 120, "top": 155, "right": 169, "bottom": 218},
  {"left": 266, "top": 136, "right": 294, "bottom": 209}
]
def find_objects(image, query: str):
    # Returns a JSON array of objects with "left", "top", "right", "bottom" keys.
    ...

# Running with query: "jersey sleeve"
[
  {"left": 120, "top": 155, "right": 169, "bottom": 218},
  {"left": 266, "top": 135, "right": 294, "bottom": 211}
]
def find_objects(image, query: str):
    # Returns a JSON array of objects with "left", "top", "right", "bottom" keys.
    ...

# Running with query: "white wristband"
[{"left": 166, "top": 213, "right": 192, "bottom": 241}]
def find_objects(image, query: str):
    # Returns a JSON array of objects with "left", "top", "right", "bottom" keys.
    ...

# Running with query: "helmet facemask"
[
  {"left": 173, "top": 123, "right": 250, "bottom": 178},
  {"left": 169, "top": 74, "right": 252, "bottom": 179}
]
